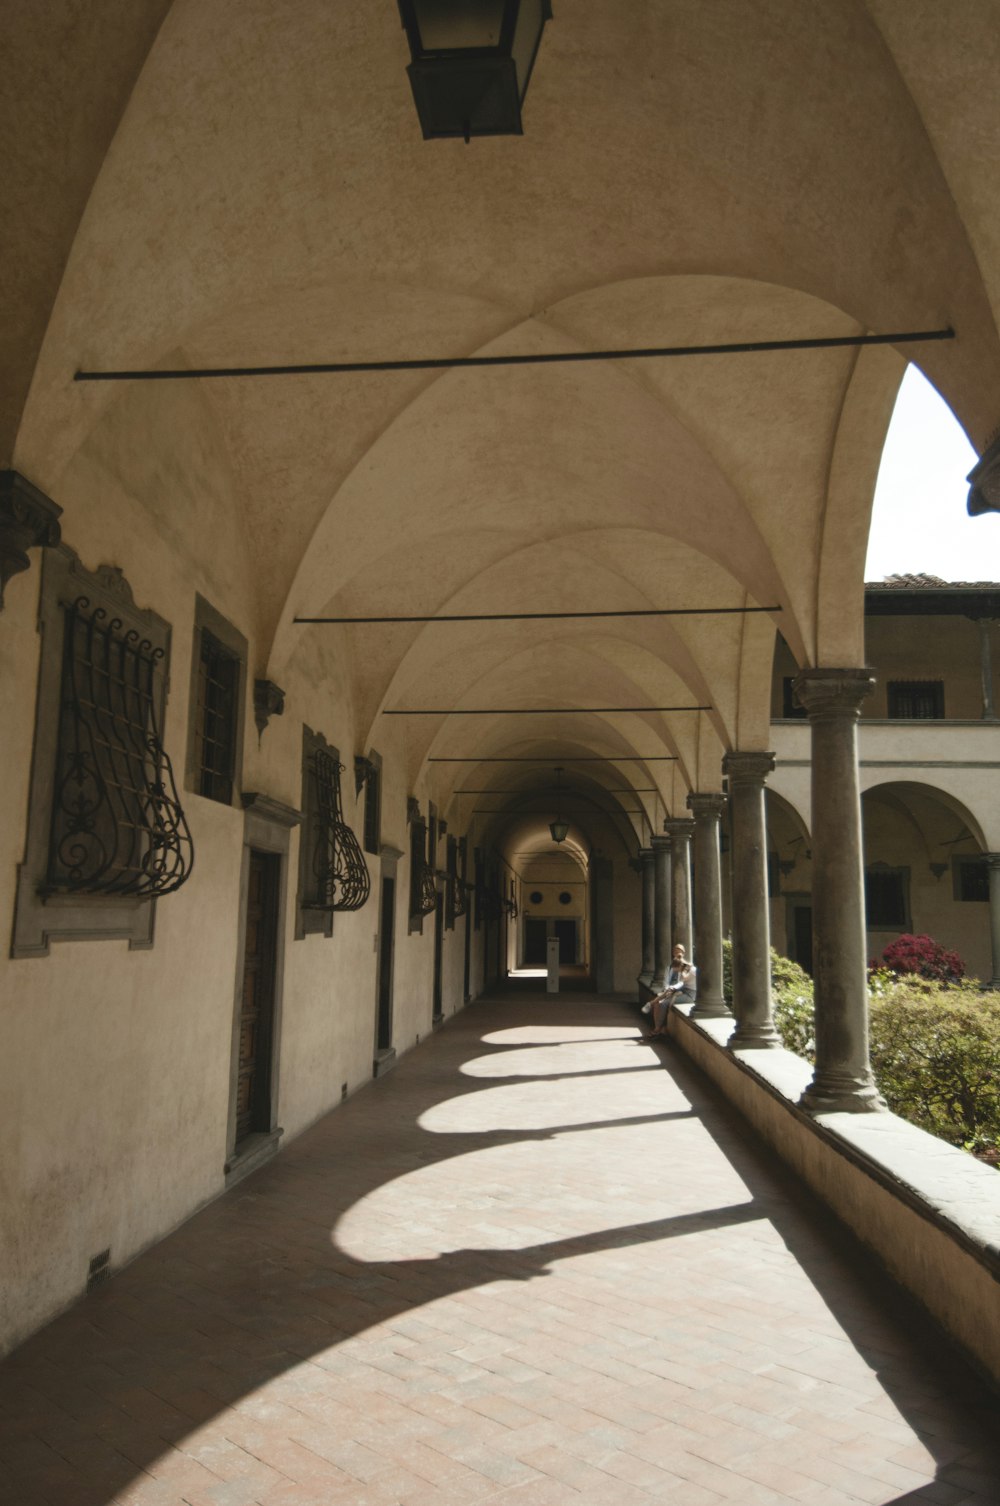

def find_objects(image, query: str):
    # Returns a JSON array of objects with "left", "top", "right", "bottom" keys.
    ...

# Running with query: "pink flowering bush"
[{"left": 874, "top": 933, "right": 965, "bottom": 985}]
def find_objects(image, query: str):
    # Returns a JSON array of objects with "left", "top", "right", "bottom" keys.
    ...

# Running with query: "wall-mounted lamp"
[{"left": 398, "top": 0, "right": 552, "bottom": 142}]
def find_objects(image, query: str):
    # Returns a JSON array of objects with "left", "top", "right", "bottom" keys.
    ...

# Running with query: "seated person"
[{"left": 644, "top": 943, "right": 697, "bottom": 1037}]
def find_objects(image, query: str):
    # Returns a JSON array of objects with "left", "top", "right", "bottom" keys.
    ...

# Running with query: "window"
[
  {"left": 296, "top": 727, "right": 371, "bottom": 938},
  {"left": 13, "top": 546, "right": 193, "bottom": 957},
  {"left": 186, "top": 595, "right": 247, "bottom": 806},
  {"left": 362, "top": 751, "right": 382, "bottom": 855},
  {"left": 865, "top": 864, "right": 910, "bottom": 930},
  {"left": 954, "top": 855, "right": 990, "bottom": 903},
  {"left": 408, "top": 798, "right": 436, "bottom": 931},
  {"left": 887, "top": 680, "right": 944, "bottom": 720}
]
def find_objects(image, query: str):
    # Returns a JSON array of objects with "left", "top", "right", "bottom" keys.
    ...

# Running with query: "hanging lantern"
[
  {"left": 549, "top": 764, "right": 569, "bottom": 843},
  {"left": 398, "top": 0, "right": 552, "bottom": 142}
]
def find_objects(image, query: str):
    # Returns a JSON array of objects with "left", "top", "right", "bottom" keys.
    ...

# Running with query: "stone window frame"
[
  {"left": 12, "top": 545, "right": 181, "bottom": 957},
  {"left": 185, "top": 594, "right": 248, "bottom": 808},
  {"left": 362, "top": 749, "right": 382, "bottom": 856}
]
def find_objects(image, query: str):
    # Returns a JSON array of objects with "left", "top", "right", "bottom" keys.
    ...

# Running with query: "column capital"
[
  {"left": 792, "top": 667, "right": 875, "bottom": 720},
  {"left": 651, "top": 832, "right": 671, "bottom": 850},
  {"left": 687, "top": 791, "right": 727, "bottom": 821},
  {"left": 0, "top": 470, "right": 62, "bottom": 611},
  {"left": 638, "top": 846, "right": 656, "bottom": 862},
  {"left": 984, "top": 852, "right": 1000, "bottom": 868},
  {"left": 722, "top": 749, "right": 775, "bottom": 786},
  {"left": 663, "top": 816, "right": 695, "bottom": 842}
]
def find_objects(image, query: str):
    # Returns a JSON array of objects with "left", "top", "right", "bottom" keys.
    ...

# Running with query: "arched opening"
[{"left": 861, "top": 782, "right": 990, "bottom": 979}]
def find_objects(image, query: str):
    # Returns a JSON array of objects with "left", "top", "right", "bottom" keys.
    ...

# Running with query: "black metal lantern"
[
  {"left": 399, "top": 0, "right": 552, "bottom": 142},
  {"left": 549, "top": 765, "right": 569, "bottom": 843}
]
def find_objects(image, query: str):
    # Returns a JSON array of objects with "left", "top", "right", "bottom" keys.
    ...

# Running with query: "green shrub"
[
  {"left": 868, "top": 976, "right": 1000, "bottom": 1156},
  {"left": 720, "top": 938, "right": 816, "bottom": 1059},
  {"left": 720, "top": 939, "right": 1000, "bottom": 1159}
]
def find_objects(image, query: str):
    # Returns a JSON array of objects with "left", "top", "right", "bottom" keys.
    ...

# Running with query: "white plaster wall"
[{"left": 0, "top": 447, "right": 478, "bottom": 1362}]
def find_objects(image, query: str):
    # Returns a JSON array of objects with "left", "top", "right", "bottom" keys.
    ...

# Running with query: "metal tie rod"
[
  {"left": 386, "top": 705, "right": 709, "bottom": 715},
  {"left": 429, "top": 755, "right": 678, "bottom": 762},
  {"left": 75, "top": 327, "right": 954, "bottom": 382},
  {"left": 294, "top": 605, "right": 778, "bottom": 624}
]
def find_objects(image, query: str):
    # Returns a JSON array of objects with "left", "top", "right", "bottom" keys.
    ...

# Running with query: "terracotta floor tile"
[{"left": 1, "top": 992, "right": 997, "bottom": 1506}]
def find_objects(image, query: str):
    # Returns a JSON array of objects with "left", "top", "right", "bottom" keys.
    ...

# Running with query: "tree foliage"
[{"left": 875, "top": 932, "right": 965, "bottom": 984}]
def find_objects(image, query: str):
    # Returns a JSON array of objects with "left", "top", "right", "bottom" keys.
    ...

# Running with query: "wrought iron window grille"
[
  {"left": 304, "top": 749, "right": 371, "bottom": 912},
  {"left": 45, "top": 596, "right": 193, "bottom": 898},
  {"left": 408, "top": 813, "right": 437, "bottom": 919}
]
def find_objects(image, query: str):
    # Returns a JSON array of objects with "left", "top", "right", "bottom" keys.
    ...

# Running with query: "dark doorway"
[
  {"left": 791, "top": 902, "right": 813, "bottom": 974},
  {"left": 463, "top": 898, "right": 472, "bottom": 1002},
  {"left": 554, "top": 918, "right": 577, "bottom": 964},
  {"left": 524, "top": 916, "right": 547, "bottom": 965},
  {"left": 432, "top": 889, "right": 444, "bottom": 1022},
  {"left": 235, "top": 850, "right": 280, "bottom": 1147},
  {"left": 376, "top": 875, "right": 395, "bottom": 1054}
]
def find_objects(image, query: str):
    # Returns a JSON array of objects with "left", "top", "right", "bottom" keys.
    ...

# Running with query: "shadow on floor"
[{"left": 1, "top": 989, "right": 997, "bottom": 1505}]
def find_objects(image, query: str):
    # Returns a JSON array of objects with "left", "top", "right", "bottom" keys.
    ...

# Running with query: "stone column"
[
  {"left": 637, "top": 848, "right": 656, "bottom": 996},
  {"left": 651, "top": 835, "right": 672, "bottom": 992},
  {"left": 687, "top": 792, "right": 730, "bottom": 1018},
  {"left": 723, "top": 751, "right": 781, "bottom": 1049},
  {"left": 985, "top": 854, "right": 1000, "bottom": 989},
  {"left": 794, "top": 669, "right": 885, "bottom": 1113},
  {"left": 664, "top": 818, "right": 694, "bottom": 957}
]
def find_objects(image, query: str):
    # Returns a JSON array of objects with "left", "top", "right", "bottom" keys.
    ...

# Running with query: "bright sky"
[{"left": 864, "top": 365, "right": 1000, "bottom": 583}]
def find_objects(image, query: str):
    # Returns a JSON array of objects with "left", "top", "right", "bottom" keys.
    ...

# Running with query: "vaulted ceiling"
[{"left": 5, "top": 1, "right": 999, "bottom": 852}]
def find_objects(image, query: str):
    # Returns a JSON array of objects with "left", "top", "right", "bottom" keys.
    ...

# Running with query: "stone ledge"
[{"left": 668, "top": 1003, "right": 1000, "bottom": 1388}]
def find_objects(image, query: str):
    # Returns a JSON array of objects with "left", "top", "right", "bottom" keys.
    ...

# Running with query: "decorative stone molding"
[
  {"left": 686, "top": 791, "right": 727, "bottom": 822},
  {"left": 253, "top": 679, "right": 285, "bottom": 739},
  {"left": 663, "top": 816, "right": 696, "bottom": 840},
  {"left": 967, "top": 430, "right": 1000, "bottom": 516},
  {"left": 791, "top": 668, "right": 874, "bottom": 721},
  {"left": 722, "top": 749, "right": 776, "bottom": 784},
  {"left": 354, "top": 753, "right": 375, "bottom": 794},
  {"left": 240, "top": 792, "right": 301, "bottom": 828},
  {"left": 0, "top": 471, "right": 62, "bottom": 610},
  {"left": 407, "top": 796, "right": 421, "bottom": 824}
]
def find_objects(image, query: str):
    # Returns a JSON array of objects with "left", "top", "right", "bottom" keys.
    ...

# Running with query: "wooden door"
[
  {"left": 376, "top": 875, "right": 395, "bottom": 1051},
  {"left": 236, "top": 850, "right": 279, "bottom": 1145},
  {"left": 432, "top": 889, "right": 444, "bottom": 1021}
]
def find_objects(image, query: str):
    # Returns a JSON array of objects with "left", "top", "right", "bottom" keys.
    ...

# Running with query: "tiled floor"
[{"left": 2, "top": 989, "right": 998, "bottom": 1506}]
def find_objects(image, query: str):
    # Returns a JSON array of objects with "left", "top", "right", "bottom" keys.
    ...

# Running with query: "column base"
[
  {"left": 690, "top": 995, "right": 733, "bottom": 1019},
  {"left": 799, "top": 1072, "right": 887, "bottom": 1115},
  {"left": 728, "top": 1020, "right": 782, "bottom": 1050},
  {"left": 637, "top": 971, "right": 654, "bottom": 1000}
]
